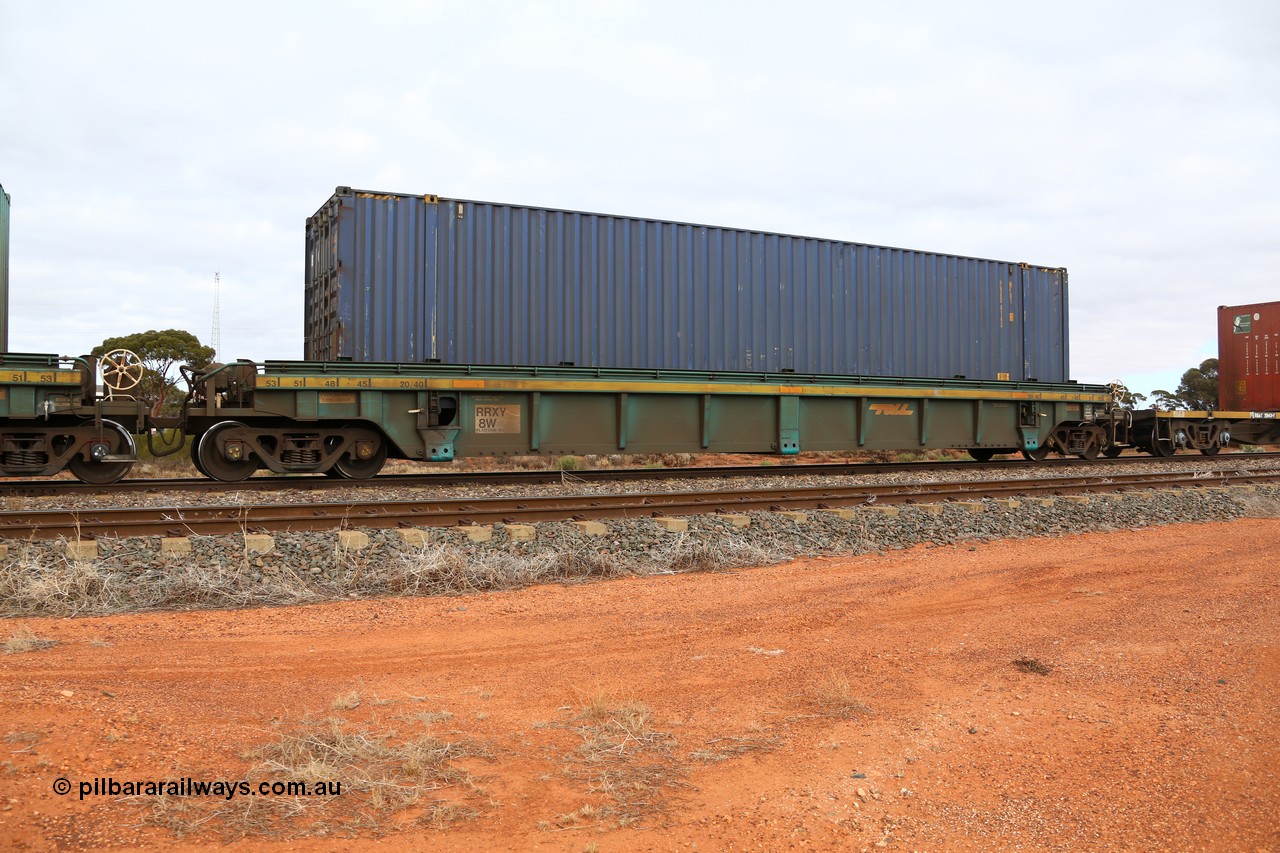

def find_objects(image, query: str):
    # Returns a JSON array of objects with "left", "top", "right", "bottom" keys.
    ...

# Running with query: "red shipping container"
[{"left": 1218, "top": 301, "right": 1280, "bottom": 411}]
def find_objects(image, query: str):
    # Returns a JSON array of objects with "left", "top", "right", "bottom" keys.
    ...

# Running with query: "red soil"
[{"left": 2, "top": 519, "right": 1277, "bottom": 851}]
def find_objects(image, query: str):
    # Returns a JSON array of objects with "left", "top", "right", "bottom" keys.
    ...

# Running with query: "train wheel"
[
  {"left": 331, "top": 431, "right": 387, "bottom": 480},
  {"left": 189, "top": 434, "right": 209, "bottom": 477},
  {"left": 968, "top": 449, "right": 996, "bottom": 462},
  {"left": 197, "top": 421, "right": 258, "bottom": 482},
  {"left": 1021, "top": 445, "right": 1050, "bottom": 462},
  {"left": 1102, "top": 445, "right": 1124, "bottom": 458},
  {"left": 1147, "top": 436, "right": 1177, "bottom": 458},
  {"left": 67, "top": 420, "right": 135, "bottom": 485},
  {"left": 1198, "top": 445, "right": 1221, "bottom": 456}
]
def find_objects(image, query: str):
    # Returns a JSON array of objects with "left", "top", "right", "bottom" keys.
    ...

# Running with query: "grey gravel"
[{"left": 0, "top": 483, "right": 1275, "bottom": 618}]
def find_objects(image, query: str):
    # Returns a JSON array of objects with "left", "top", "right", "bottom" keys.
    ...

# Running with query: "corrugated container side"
[
  {"left": 1218, "top": 302, "right": 1280, "bottom": 411},
  {"left": 305, "top": 189, "right": 1070, "bottom": 382}
]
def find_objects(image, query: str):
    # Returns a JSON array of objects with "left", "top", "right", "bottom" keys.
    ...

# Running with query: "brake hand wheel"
[{"left": 100, "top": 348, "right": 144, "bottom": 393}]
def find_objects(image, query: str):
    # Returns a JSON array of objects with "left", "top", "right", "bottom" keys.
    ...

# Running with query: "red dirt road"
[{"left": 2, "top": 519, "right": 1278, "bottom": 851}]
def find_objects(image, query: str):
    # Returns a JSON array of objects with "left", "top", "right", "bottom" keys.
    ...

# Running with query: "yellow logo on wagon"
[{"left": 869, "top": 403, "right": 914, "bottom": 416}]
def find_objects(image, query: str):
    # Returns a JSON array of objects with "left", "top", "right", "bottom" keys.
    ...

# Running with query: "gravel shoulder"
[{"left": 2, "top": 518, "right": 1278, "bottom": 851}]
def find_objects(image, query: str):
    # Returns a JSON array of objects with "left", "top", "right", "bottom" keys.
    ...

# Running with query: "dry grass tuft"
[
  {"left": 383, "top": 534, "right": 785, "bottom": 600},
  {"left": 688, "top": 733, "right": 781, "bottom": 763},
  {"left": 1013, "top": 657, "right": 1053, "bottom": 676},
  {"left": 0, "top": 548, "right": 132, "bottom": 617},
  {"left": 0, "top": 541, "right": 326, "bottom": 617},
  {"left": 647, "top": 533, "right": 786, "bottom": 576},
  {"left": 257, "top": 718, "right": 488, "bottom": 801},
  {"left": 139, "top": 717, "right": 491, "bottom": 840},
  {"left": 3, "top": 628, "right": 58, "bottom": 655},
  {"left": 0, "top": 522, "right": 791, "bottom": 618},
  {"left": 418, "top": 801, "right": 481, "bottom": 828},
  {"left": 550, "top": 694, "right": 688, "bottom": 829},
  {"left": 385, "top": 544, "right": 629, "bottom": 597},
  {"left": 330, "top": 691, "right": 362, "bottom": 711},
  {"left": 1238, "top": 491, "right": 1280, "bottom": 518},
  {"left": 552, "top": 803, "right": 600, "bottom": 827},
  {"left": 410, "top": 709, "right": 454, "bottom": 726},
  {"left": 5, "top": 731, "right": 42, "bottom": 745},
  {"left": 810, "top": 670, "right": 873, "bottom": 719}
]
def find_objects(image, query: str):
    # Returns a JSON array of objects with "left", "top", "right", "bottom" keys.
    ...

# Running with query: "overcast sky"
[{"left": 2, "top": 0, "right": 1277, "bottom": 397}]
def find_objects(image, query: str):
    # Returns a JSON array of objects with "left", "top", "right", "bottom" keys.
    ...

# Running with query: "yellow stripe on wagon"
[
  {"left": 255, "top": 374, "right": 1111, "bottom": 403},
  {"left": 429, "top": 377, "right": 1112, "bottom": 403},
  {"left": 0, "top": 370, "right": 83, "bottom": 385},
  {"left": 256, "top": 376, "right": 430, "bottom": 390},
  {"left": 1157, "top": 410, "right": 1276, "bottom": 420}
]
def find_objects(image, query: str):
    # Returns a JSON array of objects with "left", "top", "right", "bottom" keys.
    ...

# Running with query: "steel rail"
[
  {"left": 3, "top": 468, "right": 1276, "bottom": 540},
  {"left": 3, "top": 451, "right": 1278, "bottom": 497}
]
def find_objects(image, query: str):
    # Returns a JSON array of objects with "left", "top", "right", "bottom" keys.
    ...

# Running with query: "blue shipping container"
[{"left": 305, "top": 188, "right": 1069, "bottom": 382}]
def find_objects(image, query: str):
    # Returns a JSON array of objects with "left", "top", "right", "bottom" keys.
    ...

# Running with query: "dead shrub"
[{"left": 1013, "top": 657, "right": 1053, "bottom": 676}]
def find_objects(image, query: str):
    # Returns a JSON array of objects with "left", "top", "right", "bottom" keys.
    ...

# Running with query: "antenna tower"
[{"left": 212, "top": 272, "right": 222, "bottom": 360}]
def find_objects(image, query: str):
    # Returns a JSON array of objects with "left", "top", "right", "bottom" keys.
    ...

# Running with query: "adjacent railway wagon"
[
  {"left": 0, "top": 352, "right": 145, "bottom": 483},
  {"left": 1119, "top": 408, "right": 1280, "bottom": 456},
  {"left": 1112, "top": 301, "right": 1280, "bottom": 456},
  {"left": 305, "top": 187, "right": 1070, "bottom": 383}
]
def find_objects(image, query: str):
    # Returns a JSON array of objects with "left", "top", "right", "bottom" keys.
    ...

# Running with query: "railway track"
[
  {"left": 3, "top": 451, "right": 1279, "bottom": 497},
  {"left": 4, "top": 467, "right": 1276, "bottom": 541}
]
